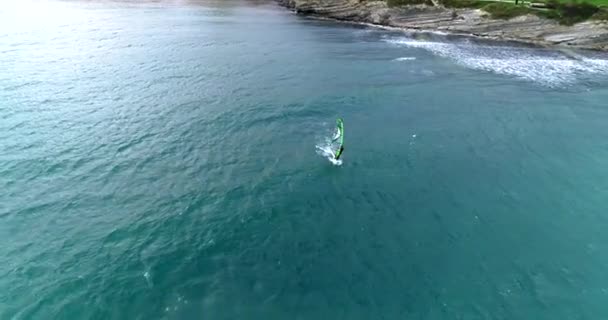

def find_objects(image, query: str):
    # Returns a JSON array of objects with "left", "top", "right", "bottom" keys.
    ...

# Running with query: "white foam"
[
  {"left": 315, "top": 140, "right": 342, "bottom": 166},
  {"left": 384, "top": 37, "right": 608, "bottom": 86},
  {"left": 394, "top": 56, "right": 417, "bottom": 61}
]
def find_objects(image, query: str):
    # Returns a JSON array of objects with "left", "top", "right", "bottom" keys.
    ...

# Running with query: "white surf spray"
[
  {"left": 316, "top": 137, "right": 342, "bottom": 166},
  {"left": 393, "top": 56, "right": 416, "bottom": 61},
  {"left": 384, "top": 37, "right": 608, "bottom": 86}
]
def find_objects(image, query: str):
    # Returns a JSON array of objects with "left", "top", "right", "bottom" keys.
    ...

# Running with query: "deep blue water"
[{"left": 2, "top": 1, "right": 608, "bottom": 319}]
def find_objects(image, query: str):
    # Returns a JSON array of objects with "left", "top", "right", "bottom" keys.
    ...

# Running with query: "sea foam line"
[{"left": 385, "top": 37, "right": 608, "bottom": 86}]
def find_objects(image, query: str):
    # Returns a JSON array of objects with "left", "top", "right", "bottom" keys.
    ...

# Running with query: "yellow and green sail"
[{"left": 333, "top": 118, "right": 344, "bottom": 159}]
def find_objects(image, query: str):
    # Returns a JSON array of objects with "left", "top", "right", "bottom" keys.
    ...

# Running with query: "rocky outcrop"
[{"left": 277, "top": 0, "right": 608, "bottom": 50}]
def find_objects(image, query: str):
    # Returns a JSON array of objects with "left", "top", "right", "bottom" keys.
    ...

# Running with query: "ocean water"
[{"left": 2, "top": 1, "right": 608, "bottom": 319}]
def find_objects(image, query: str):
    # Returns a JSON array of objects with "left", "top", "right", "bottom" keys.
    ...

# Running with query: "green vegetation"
[
  {"left": 439, "top": 0, "right": 490, "bottom": 8},
  {"left": 482, "top": 2, "right": 534, "bottom": 19},
  {"left": 394, "top": 0, "right": 608, "bottom": 24},
  {"left": 554, "top": 0, "right": 608, "bottom": 6},
  {"left": 543, "top": 0, "right": 599, "bottom": 24},
  {"left": 592, "top": 7, "right": 608, "bottom": 19},
  {"left": 438, "top": 0, "right": 537, "bottom": 20}
]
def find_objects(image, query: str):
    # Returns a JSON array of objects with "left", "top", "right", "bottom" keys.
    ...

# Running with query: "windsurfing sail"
[{"left": 333, "top": 118, "right": 344, "bottom": 159}]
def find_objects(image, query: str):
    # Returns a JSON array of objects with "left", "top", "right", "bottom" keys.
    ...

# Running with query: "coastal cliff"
[{"left": 277, "top": 0, "right": 608, "bottom": 50}]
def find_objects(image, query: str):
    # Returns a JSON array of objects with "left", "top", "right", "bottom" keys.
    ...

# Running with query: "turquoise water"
[{"left": 2, "top": 0, "right": 608, "bottom": 318}]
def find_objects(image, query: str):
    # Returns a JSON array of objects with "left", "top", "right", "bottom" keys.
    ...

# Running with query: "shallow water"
[{"left": 2, "top": 1, "right": 608, "bottom": 319}]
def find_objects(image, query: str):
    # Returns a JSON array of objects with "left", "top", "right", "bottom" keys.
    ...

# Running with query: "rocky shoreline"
[{"left": 277, "top": 0, "right": 608, "bottom": 50}]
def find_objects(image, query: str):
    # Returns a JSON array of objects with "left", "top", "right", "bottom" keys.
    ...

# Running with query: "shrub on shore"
[
  {"left": 386, "top": 0, "right": 433, "bottom": 7},
  {"left": 545, "top": 0, "right": 600, "bottom": 24},
  {"left": 439, "top": 0, "right": 488, "bottom": 8},
  {"left": 592, "top": 7, "right": 608, "bottom": 19}
]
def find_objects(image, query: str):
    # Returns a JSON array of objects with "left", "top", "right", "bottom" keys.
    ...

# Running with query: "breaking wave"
[{"left": 384, "top": 37, "right": 608, "bottom": 86}]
